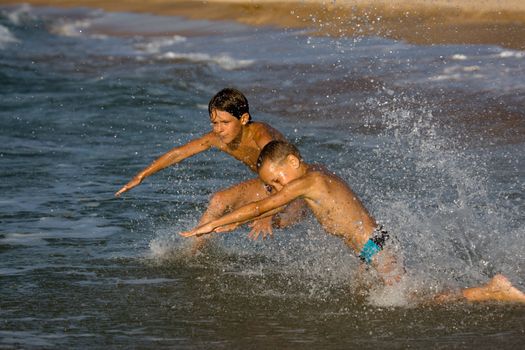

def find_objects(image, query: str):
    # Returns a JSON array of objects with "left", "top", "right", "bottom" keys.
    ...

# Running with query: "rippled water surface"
[{"left": 1, "top": 4, "right": 524, "bottom": 349}]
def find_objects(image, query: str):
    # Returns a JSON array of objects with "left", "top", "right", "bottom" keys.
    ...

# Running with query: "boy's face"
[
  {"left": 258, "top": 156, "right": 301, "bottom": 192},
  {"left": 210, "top": 109, "right": 243, "bottom": 144}
]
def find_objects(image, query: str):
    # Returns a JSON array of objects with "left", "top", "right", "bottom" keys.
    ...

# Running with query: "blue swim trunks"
[{"left": 358, "top": 226, "right": 390, "bottom": 264}]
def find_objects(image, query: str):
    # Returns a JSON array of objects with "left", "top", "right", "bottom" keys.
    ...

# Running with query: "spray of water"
[{"left": 358, "top": 93, "right": 524, "bottom": 293}]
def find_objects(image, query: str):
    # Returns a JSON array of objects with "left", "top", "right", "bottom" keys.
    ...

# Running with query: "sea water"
[{"left": 1, "top": 4, "right": 524, "bottom": 349}]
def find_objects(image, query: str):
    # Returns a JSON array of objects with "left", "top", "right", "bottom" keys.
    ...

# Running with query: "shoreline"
[{"left": 1, "top": 1, "right": 525, "bottom": 49}]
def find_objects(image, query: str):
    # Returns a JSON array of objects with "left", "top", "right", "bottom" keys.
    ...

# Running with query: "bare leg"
[
  {"left": 433, "top": 274, "right": 525, "bottom": 304},
  {"left": 369, "top": 240, "right": 406, "bottom": 286},
  {"left": 461, "top": 274, "right": 525, "bottom": 303},
  {"left": 191, "top": 178, "right": 270, "bottom": 253}
]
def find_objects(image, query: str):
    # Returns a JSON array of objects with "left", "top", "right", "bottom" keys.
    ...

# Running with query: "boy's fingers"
[
  {"left": 262, "top": 230, "right": 273, "bottom": 240},
  {"left": 115, "top": 187, "right": 127, "bottom": 197},
  {"left": 115, "top": 183, "right": 134, "bottom": 196},
  {"left": 248, "top": 228, "right": 260, "bottom": 240},
  {"left": 264, "top": 226, "right": 273, "bottom": 239},
  {"left": 179, "top": 231, "right": 196, "bottom": 237},
  {"left": 115, "top": 178, "right": 142, "bottom": 197}
]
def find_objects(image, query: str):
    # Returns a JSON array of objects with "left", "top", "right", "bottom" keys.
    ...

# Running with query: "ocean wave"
[
  {"left": 159, "top": 51, "right": 254, "bottom": 70},
  {"left": 0, "top": 24, "right": 18, "bottom": 48},
  {"left": 3, "top": 3, "right": 33, "bottom": 25}
]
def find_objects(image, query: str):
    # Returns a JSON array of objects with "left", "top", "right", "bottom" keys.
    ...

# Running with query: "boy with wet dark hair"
[
  {"left": 208, "top": 87, "right": 251, "bottom": 123},
  {"left": 180, "top": 140, "right": 525, "bottom": 303},
  {"left": 116, "top": 89, "right": 304, "bottom": 249}
]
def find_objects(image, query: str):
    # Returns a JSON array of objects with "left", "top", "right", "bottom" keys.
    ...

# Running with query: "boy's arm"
[
  {"left": 115, "top": 133, "right": 215, "bottom": 196},
  {"left": 180, "top": 176, "right": 312, "bottom": 237}
]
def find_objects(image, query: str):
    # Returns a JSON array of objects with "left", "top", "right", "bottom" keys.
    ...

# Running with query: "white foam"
[
  {"left": 0, "top": 232, "right": 48, "bottom": 246},
  {"left": 462, "top": 65, "right": 480, "bottom": 72},
  {"left": 0, "top": 24, "right": 19, "bottom": 48},
  {"left": 499, "top": 50, "right": 524, "bottom": 58},
  {"left": 50, "top": 19, "right": 92, "bottom": 37},
  {"left": 5, "top": 3, "right": 33, "bottom": 25},
  {"left": 135, "top": 35, "right": 187, "bottom": 54},
  {"left": 159, "top": 51, "right": 254, "bottom": 70},
  {"left": 451, "top": 54, "right": 467, "bottom": 60},
  {"left": 429, "top": 65, "right": 483, "bottom": 81}
]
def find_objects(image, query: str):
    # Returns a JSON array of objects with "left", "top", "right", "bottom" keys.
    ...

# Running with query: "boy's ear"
[
  {"left": 286, "top": 154, "right": 300, "bottom": 168},
  {"left": 240, "top": 113, "right": 250, "bottom": 125}
]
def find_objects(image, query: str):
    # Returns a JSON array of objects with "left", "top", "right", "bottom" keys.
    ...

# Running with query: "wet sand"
[{"left": 1, "top": 0, "right": 525, "bottom": 49}]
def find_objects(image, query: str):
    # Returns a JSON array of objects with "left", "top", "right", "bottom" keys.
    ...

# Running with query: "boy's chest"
[{"left": 225, "top": 144, "right": 261, "bottom": 168}]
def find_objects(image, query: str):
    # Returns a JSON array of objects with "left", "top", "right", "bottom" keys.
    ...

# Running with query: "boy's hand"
[
  {"left": 247, "top": 217, "right": 273, "bottom": 240},
  {"left": 179, "top": 224, "right": 214, "bottom": 237},
  {"left": 214, "top": 222, "right": 241, "bottom": 233},
  {"left": 115, "top": 175, "right": 143, "bottom": 197}
]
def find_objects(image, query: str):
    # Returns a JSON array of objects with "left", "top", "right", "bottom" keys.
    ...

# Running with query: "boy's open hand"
[
  {"left": 247, "top": 217, "right": 273, "bottom": 240},
  {"left": 115, "top": 176, "right": 143, "bottom": 197},
  {"left": 179, "top": 224, "right": 214, "bottom": 237}
]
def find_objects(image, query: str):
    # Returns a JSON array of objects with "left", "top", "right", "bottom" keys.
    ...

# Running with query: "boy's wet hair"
[
  {"left": 257, "top": 141, "right": 302, "bottom": 171},
  {"left": 208, "top": 88, "right": 251, "bottom": 121}
]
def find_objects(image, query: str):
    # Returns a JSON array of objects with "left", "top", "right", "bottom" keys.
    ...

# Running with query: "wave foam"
[
  {"left": 50, "top": 19, "right": 93, "bottom": 37},
  {"left": 159, "top": 51, "right": 254, "bottom": 70},
  {"left": 499, "top": 50, "right": 524, "bottom": 58},
  {"left": 0, "top": 24, "right": 19, "bottom": 48},
  {"left": 135, "top": 35, "right": 187, "bottom": 54},
  {"left": 451, "top": 54, "right": 467, "bottom": 60},
  {"left": 4, "top": 3, "right": 33, "bottom": 25}
]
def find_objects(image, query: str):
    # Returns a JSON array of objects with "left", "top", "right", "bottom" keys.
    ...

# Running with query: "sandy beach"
[{"left": 1, "top": 0, "right": 525, "bottom": 49}]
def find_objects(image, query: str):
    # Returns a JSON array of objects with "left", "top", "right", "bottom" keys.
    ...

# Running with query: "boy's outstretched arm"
[
  {"left": 179, "top": 202, "right": 284, "bottom": 238},
  {"left": 179, "top": 177, "right": 309, "bottom": 237},
  {"left": 115, "top": 134, "right": 213, "bottom": 196}
]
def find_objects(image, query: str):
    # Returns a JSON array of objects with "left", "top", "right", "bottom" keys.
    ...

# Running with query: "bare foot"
[
  {"left": 462, "top": 274, "right": 525, "bottom": 303},
  {"left": 432, "top": 290, "right": 462, "bottom": 304}
]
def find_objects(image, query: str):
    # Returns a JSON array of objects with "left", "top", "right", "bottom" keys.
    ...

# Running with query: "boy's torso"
[{"left": 301, "top": 166, "right": 377, "bottom": 252}]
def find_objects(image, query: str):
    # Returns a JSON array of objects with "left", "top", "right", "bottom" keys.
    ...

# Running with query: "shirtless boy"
[
  {"left": 180, "top": 140, "right": 525, "bottom": 303},
  {"left": 116, "top": 88, "right": 302, "bottom": 247}
]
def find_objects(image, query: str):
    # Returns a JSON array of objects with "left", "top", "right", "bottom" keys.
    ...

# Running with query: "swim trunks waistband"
[{"left": 359, "top": 226, "right": 390, "bottom": 264}]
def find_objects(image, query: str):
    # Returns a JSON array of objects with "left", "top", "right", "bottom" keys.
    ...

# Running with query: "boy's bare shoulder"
[
  {"left": 199, "top": 131, "right": 222, "bottom": 147},
  {"left": 249, "top": 122, "right": 286, "bottom": 141},
  {"left": 306, "top": 164, "right": 329, "bottom": 177},
  {"left": 303, "top": 165, "right": 339, "bottom": 187},
  {"left": 296, "top": 166, "right": 327, "bottom": 185}
]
